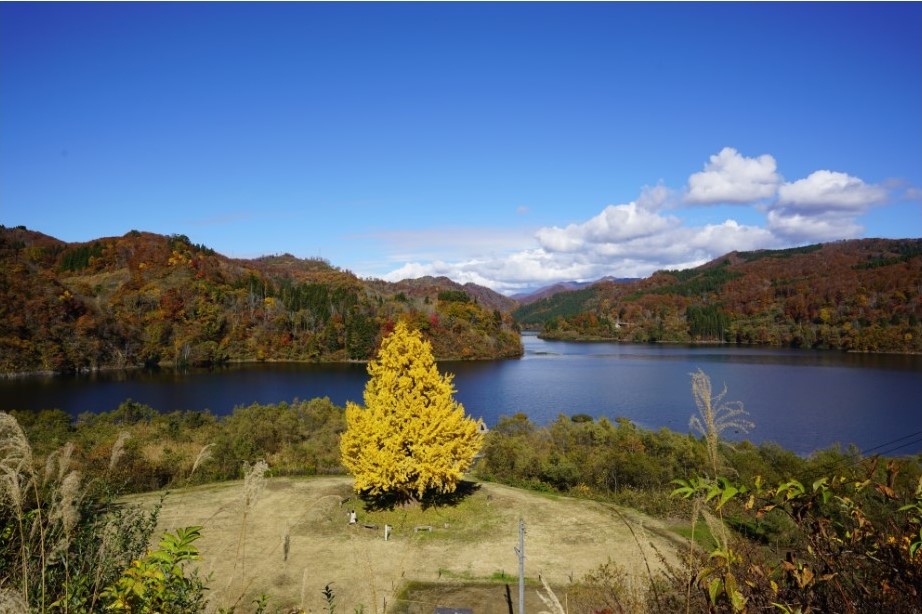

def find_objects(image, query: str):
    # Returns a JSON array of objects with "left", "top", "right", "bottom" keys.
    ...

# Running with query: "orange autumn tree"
[{"left": 340, "top": 321, "right": 483, "bottom": 501}]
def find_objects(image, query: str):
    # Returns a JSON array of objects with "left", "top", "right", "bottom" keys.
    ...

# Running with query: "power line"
[
  {"left": 859, "top": 430, "right": 922, "bottom": 455},
  {"left": 875, "top": 437, "right": 922, "bottom": 457},
  {"left": 805, "top": 431, "right": 922, "bottom": 480},
  {"left": 854, "top": 436, "right": 922, "bottom": 461}
]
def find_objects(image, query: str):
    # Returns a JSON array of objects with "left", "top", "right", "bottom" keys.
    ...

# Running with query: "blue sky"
[{"left": 2, "top": 2, "right": 920, "bottom": 294}]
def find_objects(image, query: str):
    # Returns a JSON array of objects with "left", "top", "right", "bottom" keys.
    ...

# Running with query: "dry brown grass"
[{"left": 124, "top": 476, "right": 682, "bottom": 613}]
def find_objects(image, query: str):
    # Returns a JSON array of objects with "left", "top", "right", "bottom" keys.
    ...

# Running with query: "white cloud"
[
  {"left": 685, "top": 220, "right": 778, "bottom": 255},
  {"left": 383, "top": 194, "right": 777, "bottom": 293},
  {"left": 685, "top": 147, "right": 781, "bottom": 204},
  {"left": 776, "top": 170, "right": 887, "bottom": 212},
  {"left": 767, "top": 170, "right": 886, "bottom": 242},
  {"left": 382, "top": 213, "right": 779, "bottom": 293},
  {"left": 536, "top": 202, "right": 680, "bottom": 253},
  {"left": 382, "top": 249, "right": 603, "bottom": 294},
  {"left": 636, "top": 182, "right": 674, "bottom": 211},
  {"left": 766, "top": 210, "right": 862, "bottom": 242}
]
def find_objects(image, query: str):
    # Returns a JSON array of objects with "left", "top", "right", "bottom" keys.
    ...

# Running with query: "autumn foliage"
[
  {"left": 519, "top": 239, "right": 922, "bottom": 353},
  {"left": 340, "top": 322, "right": 483, "bottom": 501},
  {"left": 0, "top": 226, "right": 522, "bottom": 374}
]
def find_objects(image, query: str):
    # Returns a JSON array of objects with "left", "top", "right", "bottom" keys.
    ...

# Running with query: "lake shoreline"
[
  {"left": 536, "top": 332, "right": 922, "bottom": 356},
  {"left": 5, "top": 330, "right": 921, "bottom": 379},
  {"left": 0, "top": 351, "right": 530, "bottom": 380}
]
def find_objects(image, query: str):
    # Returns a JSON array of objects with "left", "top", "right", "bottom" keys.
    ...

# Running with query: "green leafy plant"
[
  {"left": 672, "top": 470, "right": 922, "bottom": 612},
  {"left": 898, "top": 476, "right": 922, "bottom": 559},
  {"left": 102, "top": 526, "right": 208, "bottom": 613},
  {"left": 322, "top": 583, "right": 336, "bottom": 614}
]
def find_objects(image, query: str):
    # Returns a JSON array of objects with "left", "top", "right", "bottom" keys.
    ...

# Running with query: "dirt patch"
[
  {"left": 125, "top": 477, "right": 680, "bottom": 613},
  {"left": 393, "top": 582, "right": 554, "bottom": 614}
]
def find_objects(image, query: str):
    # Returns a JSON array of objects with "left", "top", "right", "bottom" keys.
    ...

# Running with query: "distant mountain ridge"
[
  {"left": 370, "top": 275, "right": 518, "bottom": 314},
  {"left": 515, "top": 238, "right": 922, "bottom": 353},
  {"left": 0, "top": 226, "right": 522, "bottom": 374},
  {"left": 511, "top": 277, "right": 638, "bottom": 304}
]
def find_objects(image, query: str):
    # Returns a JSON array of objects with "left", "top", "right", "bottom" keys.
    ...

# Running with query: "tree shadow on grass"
[{"left": 360, "top": 480, "right": 481, "bottom": 511}]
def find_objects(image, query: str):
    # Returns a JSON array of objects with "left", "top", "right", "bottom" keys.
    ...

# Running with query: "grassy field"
[{"left": 125, "top": 476, "right": 682, "bottom": 613}]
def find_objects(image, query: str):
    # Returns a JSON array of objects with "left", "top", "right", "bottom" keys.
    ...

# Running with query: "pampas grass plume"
[
  {"left": 536, "top": 575, "right": 565, "bottom": 614},
  {"left": 0, "top": 588, "right": 29, "bottom": 614},
  {"left": 242, "top": 460, "right": 269, "bottom": 512},
  {"left": 0, "top": 412, "right": 34, "bottom": 515},
  {"left": 688, "top": 369, "right": 754, "bottom": 474},
  {"left": 43, "top": 442, "right": 75, "bottom": 486},
  {"left": 190, "top": 443, "right": 215, "bottom": 477},
  {"left": 57, "top": 471, "right": 82, "bottom": 537},
  {"left": 0, "top": 412, "right": 33, "bottom": 475},
  {"left": 108, "top": 431, "right": 130, "bottom": 473}
]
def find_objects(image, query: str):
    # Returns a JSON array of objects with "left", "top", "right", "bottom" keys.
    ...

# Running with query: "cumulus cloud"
[
  {"left": 685, "top": 147, "right": 781, "bottom": 204},
  {"left": 684, "top": 220, "right": 777, "bottom": 256},
  {"left": 776, "top": 170, "right": 887, "bottom": 212},
  {"left": 636, "top": 182, "right": 674, "bottom": 211},
  {"left": 535, "top": 185, "right": 680, "bottom": 254},
  {"left": 766, "top": 210, "right": 863, "bottom": 242},
  {"left": 767, "top": 170, "right": 886, "bottom": 241},
  {"left": 536, "top": 203, "right": 679, "bottom": 252}
]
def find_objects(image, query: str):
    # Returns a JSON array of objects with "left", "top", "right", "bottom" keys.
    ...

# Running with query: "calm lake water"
[{"left": 2, "top": 334, "right": 920, "bottom": 456}]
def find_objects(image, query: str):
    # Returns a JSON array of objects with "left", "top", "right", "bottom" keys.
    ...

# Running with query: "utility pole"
[{"left": 514, "top": 517, "right": 525, "bottom": 614}]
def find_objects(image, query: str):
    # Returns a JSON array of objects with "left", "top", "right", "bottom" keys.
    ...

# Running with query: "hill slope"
[
  {"left": 0, "top": 226, "right": 522, "bottom": 374},
  {"left": 519, "top": 239, "right": 922, "bottom": 353}
]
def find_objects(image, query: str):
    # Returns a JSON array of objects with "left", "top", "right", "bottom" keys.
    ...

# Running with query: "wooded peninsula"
[{"left": 0, "top": 226, "right": 522, "bottom": 374}]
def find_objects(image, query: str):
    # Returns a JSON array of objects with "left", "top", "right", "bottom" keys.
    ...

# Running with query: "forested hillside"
[
  {"left": 0, "top": 226, "right": 522, "bottom": 374},
  {"left": 519, "top": 239, "right": 922, "bottom": 353},
  {"left": 366, "top": 275, "right": 519, "bottom": 314}
]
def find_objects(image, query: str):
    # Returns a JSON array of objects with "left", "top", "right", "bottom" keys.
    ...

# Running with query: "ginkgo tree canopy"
[{"left": 340, "top": 321, "right": 483, "bottom": 501}]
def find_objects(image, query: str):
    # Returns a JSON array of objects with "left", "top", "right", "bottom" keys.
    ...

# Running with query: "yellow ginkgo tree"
[{"left": 340, "top": 321, "right": 483, "bottom": 501}]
